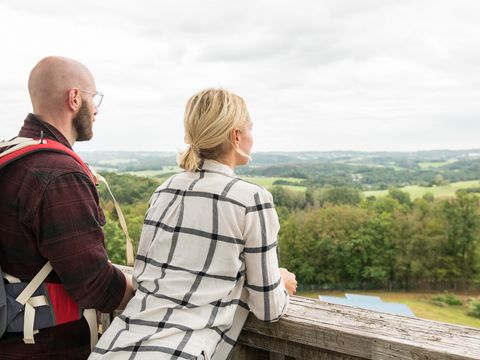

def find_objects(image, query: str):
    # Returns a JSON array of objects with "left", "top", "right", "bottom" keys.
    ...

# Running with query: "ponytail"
[{"left": 178, "top": 145, "right": 201, "bottom": 172}]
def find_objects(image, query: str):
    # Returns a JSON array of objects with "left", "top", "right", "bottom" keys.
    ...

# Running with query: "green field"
[
  {"left": 97, "top": 158, "right": 134, "bottom": 165},
  {"left": 298, "top": 290, "right": 480, "bottom": 328},
  {"left": 364, "top": 180, "right": 480, "bottom": 199},
  {"left": 125, "top": 170, "right": 307, "bottom": 192},
  {"left": 118, "top": 168, "right": 480, "bottom": 200},
  {"left": 418, "top": 160, "right": 457, "bottom": 169},
  {"left": 242, "top": 176, "right": 307, "bottom": 192},
  {"left": 127, "top": 166, "right": 180, "bottom": 177}
]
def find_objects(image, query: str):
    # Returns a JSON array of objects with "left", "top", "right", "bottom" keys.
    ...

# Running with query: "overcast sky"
[{"left": 2, "top": 0, "right": 480, "bottom": 153}]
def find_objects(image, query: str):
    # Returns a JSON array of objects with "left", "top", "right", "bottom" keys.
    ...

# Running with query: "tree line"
[
  {"left": 275, "top": 186, "right": 480, "bottom": 291},
  {"left": 237, "top": 159, "right": 480, "bottom": 190}
]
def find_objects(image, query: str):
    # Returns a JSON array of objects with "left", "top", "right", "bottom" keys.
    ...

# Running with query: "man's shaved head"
[
  {"left": 27, "top": 56, "right": 99, "bottom": 145},
  {"left": 28, "top": 56, "right": 95, "bottom": 114}
]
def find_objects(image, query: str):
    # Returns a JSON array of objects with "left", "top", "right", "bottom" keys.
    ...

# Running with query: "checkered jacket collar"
[{"left": 200, "top": 159, "right": 235, "bottom": 177}]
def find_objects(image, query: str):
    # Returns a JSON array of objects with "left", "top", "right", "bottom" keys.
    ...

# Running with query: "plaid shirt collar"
[
  {"left": 201, "top": 159, "right": 235, "bottom": 177},
  {"left": 18, "top": 113, "right": 72, "bottom": 150}
]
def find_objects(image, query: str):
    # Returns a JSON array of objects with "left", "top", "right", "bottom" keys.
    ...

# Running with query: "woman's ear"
[{"left": 231, "top": 128, "right": 240, "bottom": 145}]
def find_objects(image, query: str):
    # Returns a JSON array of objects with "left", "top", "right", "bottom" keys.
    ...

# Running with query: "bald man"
[{"left": 0, "top": 56, "right": 134, "bottom": 359}]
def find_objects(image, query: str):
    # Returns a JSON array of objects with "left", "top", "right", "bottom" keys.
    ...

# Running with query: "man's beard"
[{"left": 73, "top": 102, "right": 93, "bottom": 141}]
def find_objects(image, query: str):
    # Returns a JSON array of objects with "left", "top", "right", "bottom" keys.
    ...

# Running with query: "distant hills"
[
  {"left": 80, "top": 149, "right": 480, "bottom": 168},
  {"left": 80, "top": 150, "right": 335, "bottom": 169},
  {"left": 80, "top": 149, "right": 480, "bottom": 190}
]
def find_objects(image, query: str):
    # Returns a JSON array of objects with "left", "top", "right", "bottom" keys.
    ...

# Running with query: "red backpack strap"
[{"left": 0, "top": 139, "right": 95, "bottom": 184}]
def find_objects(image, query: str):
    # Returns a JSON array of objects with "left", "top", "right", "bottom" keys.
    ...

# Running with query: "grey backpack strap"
[
  {"left": 15, "top": 262, "right": 52, "bottom": 306},
  {"left": 0, "top": 262, "right": 52, "bottom": 343},
  {"left": 15, "top": 262, "right": 52, "bottom": 344}
]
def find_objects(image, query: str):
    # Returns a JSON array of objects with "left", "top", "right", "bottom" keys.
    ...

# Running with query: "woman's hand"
[{"left": 279, "top": 268, "right": 297, "bottom": 296}]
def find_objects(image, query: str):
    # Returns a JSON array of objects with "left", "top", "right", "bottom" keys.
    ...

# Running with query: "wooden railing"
[
  {"left": 232, "top": 296, "right": 480, "bottom": 360},
  {"left": 113, "top": 265, "right": 480, "bottom": 359}
]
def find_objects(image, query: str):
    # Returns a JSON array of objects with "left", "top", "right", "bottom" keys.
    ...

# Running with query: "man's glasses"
[{"left": 80, "top": 90, "right": 104, "bottom": 108}]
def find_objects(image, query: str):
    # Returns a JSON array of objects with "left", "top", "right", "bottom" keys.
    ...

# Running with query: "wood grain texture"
[{"left": 234, "top": 296, "right": 480, "bottom": 360}]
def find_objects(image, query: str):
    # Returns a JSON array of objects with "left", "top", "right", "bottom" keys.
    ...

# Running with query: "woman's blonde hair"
[{"left": 178, "top": 88, "right": 251, "bottom": 172}]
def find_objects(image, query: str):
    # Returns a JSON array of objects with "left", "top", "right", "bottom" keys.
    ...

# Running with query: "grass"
[
  {"left": 112, "top": 166, "right": 480, "bottom": 200},
  {"left": 241, "top": 176, "right": 307, "bottom": 192},
  {"left": 299, "top": 290, "right": 480, "bottom": 328},
  {"left": 124, "top": 171, "right": 307, "bottom": 192},
  {"left": 418, "top": 160, "right": 457, "bottom": 169},
  {"left": 352, "top": 163, "right": 404, "bottom": 171},
  {"left": 127, "top": 166, "right": 180, "bottom": 177},
  {"left": 364, "top": 180, "right": 480, "bottom": 199},
  {"left": 97, "top": 158, "right": 134, "bottom": 165}
]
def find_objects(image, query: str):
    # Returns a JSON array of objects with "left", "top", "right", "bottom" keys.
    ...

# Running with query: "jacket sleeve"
[
  {"left": 32, "top": 171, "right": 126, "bottom": 313},
  {"left": 243, "top": 189, "right": 289, "bottom": 322}
]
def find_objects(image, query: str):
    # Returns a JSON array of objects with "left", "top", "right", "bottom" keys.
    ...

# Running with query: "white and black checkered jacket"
[{"left": 90, "top": 160, "right": 289, "bottom": 360}]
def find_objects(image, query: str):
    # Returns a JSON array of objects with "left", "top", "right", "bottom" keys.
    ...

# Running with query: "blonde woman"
[{"left": 90, "top": 89, "right": 297, "bottom": 360}]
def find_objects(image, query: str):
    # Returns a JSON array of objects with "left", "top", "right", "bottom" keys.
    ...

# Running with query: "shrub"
[
  {"left": 468, "top": 300, "right": 480, "bottom": 318},
  {"left": 431, "top": 293, "right": 463, "bottom": 306},
  {"left": 431, "top": 299, "right": 446, "bottom": 307}
]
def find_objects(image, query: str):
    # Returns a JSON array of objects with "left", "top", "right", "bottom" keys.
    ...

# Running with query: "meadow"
[
  {"left": 126, "top": 168, "right": 480, "bottom": 200},
  {"left": 127, "top": 166, "right": 180, "bottom": 177},
  {"left": 298, "top": 290, "right": 480, "bottom": 329},
  {"left": 363, "top": 180, "right": 480, "bottom": 199},
  {"left": 127, "top": 170, "right": 308, "bottom": 192},
  {"left": 417, "top": 160, "right": 457, "bottom": 169},
  {"left": 218, "top": 175, "right": 480, "bottom": 200},
  {"left": 242, "top": 176, "right": 306, "bottom": 192}
]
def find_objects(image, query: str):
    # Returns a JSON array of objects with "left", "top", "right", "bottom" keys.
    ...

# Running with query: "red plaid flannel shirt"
[{"left": 0, "top": 114, "right": 126, "bottom": 358}]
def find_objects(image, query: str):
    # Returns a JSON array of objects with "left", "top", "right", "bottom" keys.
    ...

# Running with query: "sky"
[{"left": 1, "top": 0, "right": 480, "bottom": 153}]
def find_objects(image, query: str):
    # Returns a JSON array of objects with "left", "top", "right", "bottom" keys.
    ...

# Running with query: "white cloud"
[{"left": 1, "top": 0, "right": 480, "bottom": 152}]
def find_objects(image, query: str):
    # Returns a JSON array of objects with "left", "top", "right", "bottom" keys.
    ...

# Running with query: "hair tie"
[{"left": 190, "top": 143, "right": 199, "bottom": 153}]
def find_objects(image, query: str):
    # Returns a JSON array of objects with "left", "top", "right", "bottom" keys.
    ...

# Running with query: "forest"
[{"left": 98, "top": 171, "right": 480, "bottom": 292}]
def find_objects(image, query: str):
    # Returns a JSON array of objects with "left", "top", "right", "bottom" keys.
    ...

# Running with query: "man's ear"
[{"left": 67, "top": 88, "right": 80, "bottom": 112}]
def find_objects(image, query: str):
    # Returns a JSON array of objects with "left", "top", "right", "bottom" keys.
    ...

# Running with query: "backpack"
[{"left": 0, "top": 136, "right": 133, "bottom": 349}]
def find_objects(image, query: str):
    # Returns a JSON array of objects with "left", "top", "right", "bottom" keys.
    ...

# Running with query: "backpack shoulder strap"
[
  {"left": 1, "top": 137, "right": 134, "bottom": 265},
  {"left": 0, "top": 138, "right": 95, "bottom": 183}
]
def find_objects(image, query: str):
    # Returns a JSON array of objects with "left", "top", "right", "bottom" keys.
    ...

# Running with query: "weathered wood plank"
[
  {"left": 238, "top": 296, "right": 480, "bottom": 360},
  {"left": 236, "top": 331, "right": 367, "bottom": 360}
]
